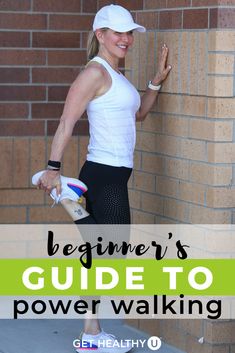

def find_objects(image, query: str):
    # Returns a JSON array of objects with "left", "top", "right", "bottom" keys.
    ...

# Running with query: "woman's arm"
[
  {"left": 136, "top": 44, "right": 171, "bottom": 122},
  {"left": 37, "top": 65, "right": 106, "bottom": 195}
]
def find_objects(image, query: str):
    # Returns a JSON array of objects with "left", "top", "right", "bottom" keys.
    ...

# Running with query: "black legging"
[
  {"left": 76, "top": 161, "right": 132, "bottom": 224},
  {"left": 75, "top": 161, "right": 132, "bottom": 306}
]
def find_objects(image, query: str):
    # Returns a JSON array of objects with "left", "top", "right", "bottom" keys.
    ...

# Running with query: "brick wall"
[
  {"left": 1, "top": 0, "right": 235, "bottom": 351},
  {"left": 1, "top": 0, "right": 234, "bottom": 225},
  {"left": 121, "top": 0, "right": 235, "bottom": 352},
  {"left": 123, "top": 0, "right": 235, "bottom": 225},
  {"left": 0, "top": 0, "right": 93, "bottom": 222}
]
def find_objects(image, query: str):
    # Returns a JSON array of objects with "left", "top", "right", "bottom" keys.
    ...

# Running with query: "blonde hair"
[
  {"left": 87, "top": 28, "right": 108, "bottom": 60},
  {"left": 87, "top": 31, "right": 100, "bottom": 60}
]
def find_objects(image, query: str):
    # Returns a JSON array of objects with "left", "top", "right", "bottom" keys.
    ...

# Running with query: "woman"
[{"left": 33, "top": 4, "right": 171, "bottom": 352}]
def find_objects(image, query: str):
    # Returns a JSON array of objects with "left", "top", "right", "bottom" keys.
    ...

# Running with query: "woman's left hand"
[{"left": 152, "top": 43, "right": 171, "bottom": 85}]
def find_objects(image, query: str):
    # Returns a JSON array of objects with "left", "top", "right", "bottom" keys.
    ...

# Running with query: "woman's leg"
[
  {"left": 77, "top": 162, "right": 132, "bottom": 336},
  {"left": 61, "top": 198, "right": 97, "bottom": 224},
  {"left": 60, "top": 199, "right": 89, "bottom": 221},
  {"left": 79, "top": 161, "right": 132, "bottom": 224}
]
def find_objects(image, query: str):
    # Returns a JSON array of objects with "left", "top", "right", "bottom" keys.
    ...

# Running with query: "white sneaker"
[
  {"left": 75, "top": 330, "right": 132, "bottom": 353},
  {"left": 32, "top": 170, "right": 87, "bottom": 204}
]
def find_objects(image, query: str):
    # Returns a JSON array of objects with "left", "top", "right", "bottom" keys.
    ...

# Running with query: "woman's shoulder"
[
  {"left": 79, "top": 60, "right": 111, "bottom": 92},
  {"left": 84, "top": 60, "right": 107, "bottom": 78},
  {"left": 71, "top": 61, "right": 107, "bottom": 89}
]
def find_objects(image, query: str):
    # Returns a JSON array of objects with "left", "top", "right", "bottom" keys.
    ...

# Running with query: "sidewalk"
[{"left": 0, "top": 319, "right": 185, "bottom": 353}]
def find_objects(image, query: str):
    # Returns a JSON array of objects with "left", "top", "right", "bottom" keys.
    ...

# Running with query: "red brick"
[
  {"left": 49, "top": 14, "right": 93, "bottom": 31},
  {"left": 45, "top": 121, "right": 57, "bottom": 135},
  {"left": 81, "top": 32, "right": 89, "bottom": 49},
  {"left": 183, "top": 9, "right": 208, "bottom": 29},
  {"left": 192, "top": 0, "right": 235, "bottom": 5},
  {"left": 0, "top": 68, "right": 29, "bottom": 83},
  {"left": 48, "top": 50, "right": 87, "bottom": 66},
  {"left": 0, "top": 49, "right": 46, "bottom": 66},
  {"left": 0, "top": 103, "right": 28, "bottom": 119},
  {"left": 0, "top": 13, "right": 46, "bottom": 30},
  {"left": 210, "top": 9, "right": 219, "bottom": 28},
  {"left": 159, "top": 10, "right": 182, "bottom": 29},
  {"left": 116, "top": 0, "right": 144, "bottom": 11},
  {"left": 192, "top": 0, "right": 217, "bottom": 4},
  {"left": 48, "top": 86, "right": 70, "bottom": 101},
  {"left": 0, "top": 121, "right": 45, "bottom": 136},
  {"left": 82, "top": 0, "right": 97, "bottom": 13},
  {"left": 218, "top": 0, "right": 235, "bottom": 3},
  {"left": 33, "top": 0, "right": 81, "bottom": 12},
  {"left": 33, "top": 32, "right": 81, "bottom": 48},
  {"left": 144, "top": 0, "right": 167, "bottom": 9},
  {"left": 136, "top": 11, "right": 158, "bottom": 29},
  {"left": 32, "top": 103, "right": 64, "bottom": 119},
  {"left": 0, "top": 32, "right": 29, "bottom": 47},
  {"left": 98, "top": 0, "right": 116, "bottom": 9},
  {"left": 32, "top": 68, "right": 79, "bottom": 84},
  {"left": 47, "top": 119, "right": 88, "bottom": 136},
  {"left": 167, "top": 0, "right": 191, "bottom": 7},
  {"left": 0, "top": 0, "right": 30, "bottom": 11},
  {"left": 210, "top": 8, "right": 235, "bottom": 28},
  {"left": 0, "top": 86, "right": 45, "bottom": 101}
]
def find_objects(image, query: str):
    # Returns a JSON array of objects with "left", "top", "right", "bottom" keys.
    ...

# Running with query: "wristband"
[
  {"left": 47, "top": 160, "right": 61, "bottom": 169},
  {"left": 148, "top": 80, "right": 162, "bottom": 91},
  {"left": 47, "top": 166, "right": 60, "bottom": 171}
]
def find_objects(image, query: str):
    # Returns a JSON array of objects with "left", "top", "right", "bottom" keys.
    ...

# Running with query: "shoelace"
[
  {"left": 50, "top": 194, "right": 59, "bottom": 208},
  {"left": 82, "top": 331, "right": 116, "bottom": 342}
]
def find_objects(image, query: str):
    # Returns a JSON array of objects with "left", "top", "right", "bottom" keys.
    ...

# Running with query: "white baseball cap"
[{"left": 93, "top": 4, "right": 146, "bottom": 33}]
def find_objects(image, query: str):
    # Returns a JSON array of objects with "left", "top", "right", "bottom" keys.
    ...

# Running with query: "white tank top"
[{"left": 86, "top": 56, "right": 141, "bottom": 168}]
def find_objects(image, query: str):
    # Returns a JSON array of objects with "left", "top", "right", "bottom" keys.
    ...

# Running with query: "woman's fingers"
[
  {"left": 155, "top": 43, "right": 171, "bottom": 81},
  {"left": 37, "top": 172, "right": 61, "bottom": 197},
  {"left": 38, "top": 177, "right": 51, "bottom": 192},
  {"left": 55, "top": 182, "right": 62, "bottom": 197},
  {"left": 160, "top": 44, "right": 169, "bottom": 66}
]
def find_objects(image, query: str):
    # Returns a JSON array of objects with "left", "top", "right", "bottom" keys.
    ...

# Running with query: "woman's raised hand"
[{"left": 152, "top": 43, "right": 171, "bottom": 85}]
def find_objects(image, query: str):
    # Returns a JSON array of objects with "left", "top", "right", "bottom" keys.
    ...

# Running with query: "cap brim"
[
  {"left": 94, "top": 22, "right": 146, "bottom": 33},
  {"left": 109, "top": 23, "right": 146, "bottom": 32}
]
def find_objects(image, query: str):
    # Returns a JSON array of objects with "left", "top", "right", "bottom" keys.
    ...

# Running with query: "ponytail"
[
  {"left": 87, "top": 31, "right": 100, "bottom": 60},
  {"left": 87, "top": 28, "right": 108, "bottom": 60}
]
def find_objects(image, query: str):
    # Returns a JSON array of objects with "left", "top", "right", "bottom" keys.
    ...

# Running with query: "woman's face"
[{"left": 97, "top": 29, "right": 134, "bottom": 59}]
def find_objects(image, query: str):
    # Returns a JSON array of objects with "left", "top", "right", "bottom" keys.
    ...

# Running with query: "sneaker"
[
  {"left": 75, "top": 330, "right": 132, "bottom": 353},
  {"left": 32, "top": 170, "right": 87, "bottom": 204}
]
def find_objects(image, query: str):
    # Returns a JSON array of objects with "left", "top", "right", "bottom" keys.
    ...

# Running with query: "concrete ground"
[{"left": 0, "top": 319, "right": 185, "bottom": 353}]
